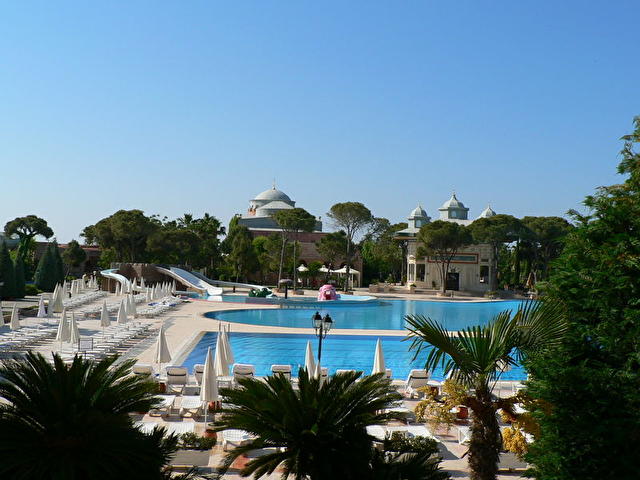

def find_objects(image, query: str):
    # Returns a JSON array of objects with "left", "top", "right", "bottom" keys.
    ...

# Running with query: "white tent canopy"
[
  {"left": 200, "top": 346, "right": 219, "bottom": 424},
  {"left": 154, "top": 325, "right": 172, "bottom": 365},
  {"left": 304, "top": 341, "right": 316, "bottom": 376},
  {"left": 10, "top": 304, "right": 20, "bottom": 330},
  {"left": 372, "top": 338, "right": 386, "bottom": 375},
  {"left": 214, "top": 333, "right": 229, "bottom": 377}
]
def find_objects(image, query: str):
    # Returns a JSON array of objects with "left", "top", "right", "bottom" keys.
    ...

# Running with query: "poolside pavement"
[{"left": 5, "top": 289, "right": 527, "bottom": 479}]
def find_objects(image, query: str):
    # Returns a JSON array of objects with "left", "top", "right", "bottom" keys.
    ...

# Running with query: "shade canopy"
[
  {"left": 10, "top": 304, "right": 20, "bottom": 330},
  {"left": 214, "top": 333, "right": 229, "bottom": 376},
  {"left": 116, "top": 300, "right": 128, "bottom": 325},
  {"left": 69, "top": 312, "right": 80, "bottom": 345},
  {"left": 100, "top": 301, "right": 111, "bottom": 328},
  {"left": 304, "top": 341, "right": 316, "bottom": 375},
  {"left": 200, "top": 346, "right": 219, "bottom": 403},
  {"left": 221, "top": 326, "right": 234, "bottom": 366},
  {"left": 372, "top": 338, "right": 386, "bottom": 375},
  {"left": 154, "top": 325, "right": 172, "bottom": 364},
  {"left": 55, "top": 308, "right": 70, "bottom": 343},
  {"left": 36, "top": 296, "right": 47, "bottom": 318}
]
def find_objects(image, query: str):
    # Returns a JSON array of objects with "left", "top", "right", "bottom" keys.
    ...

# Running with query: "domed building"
[
  {"left": 239, "top": 185, "right": 322, "bottom": 232},
  {"left": 234, "top": 185, "right": 362, "bottom": 287},
  {"left": 396, "top": 193, "right": 498, "bottom": 293}
]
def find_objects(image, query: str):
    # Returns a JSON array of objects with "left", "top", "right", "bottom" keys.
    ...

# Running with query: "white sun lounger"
[
  {"left": 404, "top": 369, "right": 430, "bottom": 398},
  {"left": 132, "top": 364, "right": 155, "bottom": 378},
  {"left": 233, "top": 364, "right": 255, "bottom": 384},
  {"left": 193, "top": 364, "right": 205, "bottom": 385},
  {"left": 271, "top": 364, "right": 292, "bottom": 379},
  {"left": 166, "top": 366, "right": 189, "bottom": 393},
  {"left": 150, "top": 395, "right": 176, "bottom": 416},
  {"left": 222, "top": 429, "right": 254, "bottom": 451},
  {"left": 179, "top": 396, "right": 204, "bottom": 417},
  {"left": 136, "top": 421, "right": 195, "bottom": 436},
  {"left": 336, "top": 369, "right": 357, "bottom": 375}
]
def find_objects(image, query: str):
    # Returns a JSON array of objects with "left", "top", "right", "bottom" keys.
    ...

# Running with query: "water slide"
[
  {"left": 102, "top": 265, "right": 269, "bottom": 297},
  {"left": 154, "top": 266, "right": 224, "bottom": 296},
  {"left": 101, "top": 268, "right": 135, "bottom": 291},
  {"left": 188, "top": 270, "right": 267, "bottom": 293}
]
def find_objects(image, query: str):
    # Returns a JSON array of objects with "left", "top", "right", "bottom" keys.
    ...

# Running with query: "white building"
[{"left": 396, "top": 194, "right": 497, "bottom": 293}]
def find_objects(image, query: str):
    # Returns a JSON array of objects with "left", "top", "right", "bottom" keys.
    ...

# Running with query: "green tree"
[
  {"left": 62, "top": 240, "right": 87, "bottom": 277},
  {"left": 327, "top": 202, "right": 374, "bottom": 291},
  {"left": 273, "top": 208, "right": 317, "bottom": 288},
  {"left": 468, "top": 214, "right": 522, "bottom": 290},
  {"left": 0, "top": 242, "right": 16, "bottom": 299},
  {"left": 524, "top": 117, "right": 640, "bottom": 480},
  {"left": 416, "top": 220, "right": 472, "bottom": 295},
  {"left": 316, "top": 231, "right": 348, "bottom": 281},
  {"left": 226, "top": 225, "right": 257, "bottom": 283},
  {"left": 252, "top": 234, "right": 293, "bottom": 284},
  {"left": 33, "top": 244, "right": 56, "bottom": 292},
  {"left": 521, "top": 216, "right": 573, "bottom": 281},
  {"left": 406, "top": 301, "right": 567, "bottom": 480},
  {"left": 215, "top": 370, "right": 446, "bottom": 480},
  {"left": 4, "top": 215, "right": 54, "bottom": 273},
  {"left": 360, "top": 219, "right": 407, "bottom": 285},
  {"left": 13, "top": 256, "right": 25, "bottom": 298},
  {"left": 147, "top": 228, "right": 200, "bottom": 266},
  {"left": 0, "top": 352, "right": 180, "bottom": 479},
  {"left": 50, "top": 241, "right": 65, "bottom": 284},
  {"left": 82, "top": 210, "right": 158, "bottom": 262}
]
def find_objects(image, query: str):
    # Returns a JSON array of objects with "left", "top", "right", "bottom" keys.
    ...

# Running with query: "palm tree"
[
  {"left": 405, "top": 301, "right": 567, "bottom": 480},
  {"left": 214, "top": 370, "right": 432, "bottom": 479},
  {"left": 0, "top": 352, "right": 179, "bottom": 480}
]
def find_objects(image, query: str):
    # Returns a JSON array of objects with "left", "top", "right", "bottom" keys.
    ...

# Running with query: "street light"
[{"left": 312, "top": 311, "right": 333, "bottom": 364}]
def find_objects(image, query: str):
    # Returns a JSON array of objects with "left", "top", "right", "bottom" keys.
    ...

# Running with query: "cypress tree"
[
  {"left": 34, "top": 244, "right": 56, "bottom": 292},
  {"left": 51, "top": 242, "right": 64, "bottom": 284},
  {"left": 0, "top": 242, "right": 16, "bottom": 299},
  {"left": 14, "top": 256, "right": 25, "bottom": 298}
]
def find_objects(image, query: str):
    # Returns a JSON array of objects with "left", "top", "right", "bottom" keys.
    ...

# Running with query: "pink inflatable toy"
[{"left": 317, "top": 284, "right": 339, "bottom": 301}]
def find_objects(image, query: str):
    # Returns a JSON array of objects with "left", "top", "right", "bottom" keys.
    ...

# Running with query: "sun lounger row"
[
  {"left": 80, "top": 294, "right": 147, "bottom": 316},
  {"left": 0, "top": 325, "right": 57, "bottom": 354},
  {"left": 63, "top": 290, "right": 107, "bottom": 309},
  {"left": 56, "top": 323, "right": 153, "bottom": 361},
  {"left": 137, "top": 297, "right": 183, "bottom": 318}
]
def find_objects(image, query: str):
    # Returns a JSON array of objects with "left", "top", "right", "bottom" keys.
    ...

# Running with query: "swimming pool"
[
  {"left": 181, "top": 332, "right": 526, "bottom": 380},
  {"left": 206, "top": 299, "right": 523, "bottom": 331}
]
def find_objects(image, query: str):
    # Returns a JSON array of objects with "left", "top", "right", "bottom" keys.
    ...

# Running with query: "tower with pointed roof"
[
  {"left": 438, "top": 193, "right": 469, "bottom": 220},
  {"left": 477, "top": 204, "right": 496, "bottom": 219},
  {"left": 395, "top": 194, "right": 499, "bottom": 293}
]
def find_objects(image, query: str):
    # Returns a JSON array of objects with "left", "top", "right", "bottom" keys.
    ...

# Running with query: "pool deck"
[{"left": 9, "top": 290, "right": 526, "bottom": 479}]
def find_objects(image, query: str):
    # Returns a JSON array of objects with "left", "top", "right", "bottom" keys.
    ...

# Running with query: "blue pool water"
[
  {"left": 206, "top": 299, "right": 523, "bottom": 331},
  {"left": 182, "top": 332, "right": 526, "bottom": 380}
]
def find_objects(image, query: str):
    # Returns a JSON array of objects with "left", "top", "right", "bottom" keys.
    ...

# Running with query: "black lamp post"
[{"left": 312, "top": 311, "right": 333, "bottom": 364}]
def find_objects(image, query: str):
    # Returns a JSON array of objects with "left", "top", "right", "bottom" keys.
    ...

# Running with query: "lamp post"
[{"left": 312, "top": 311, "right": 333, "bottom": 364}]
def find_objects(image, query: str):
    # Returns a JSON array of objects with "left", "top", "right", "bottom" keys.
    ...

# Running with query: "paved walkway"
[{"left": 4, "top": 290, "right": 526, "bottom": 479}]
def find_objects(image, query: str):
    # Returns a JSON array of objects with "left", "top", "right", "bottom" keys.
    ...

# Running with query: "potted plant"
[{"left": 408, "top": 283, "right": 417, "bottom": 293}]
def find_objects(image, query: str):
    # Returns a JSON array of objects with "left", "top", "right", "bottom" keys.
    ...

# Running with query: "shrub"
[
  {"left": 24, "top": 284, "right": 41, "bottom": 296},
  {"left": 179, "top": 432, "right": 217, "bottom": 450},
  {"left": 383, "top": 431, "right": 440, "bottom": 457}
]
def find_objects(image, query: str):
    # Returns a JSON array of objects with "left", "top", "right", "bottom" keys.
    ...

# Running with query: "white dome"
[
  {"left": 440, "top": 193, "right": 466, "bottom": 210},
  {"left": 254, "top": 187, "right": 292, "bottom": 203},
  {"left": 478, "top": 205, "right": 497, "bottom": 218},
  {"left": 409, "top": 205, "right": 428, "bottom": 219}
]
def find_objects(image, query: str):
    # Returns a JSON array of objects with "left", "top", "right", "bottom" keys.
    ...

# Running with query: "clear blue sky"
[{"left": 2, "top": 1, "right": 638, "bottom": 242}]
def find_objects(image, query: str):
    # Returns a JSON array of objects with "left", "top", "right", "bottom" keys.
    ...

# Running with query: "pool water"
[
  {"left": 182, "top": 332, "right": 526, "bottom": 380},
  {"left": 206, "top": 299, "right": 523, "bottom": 331}
]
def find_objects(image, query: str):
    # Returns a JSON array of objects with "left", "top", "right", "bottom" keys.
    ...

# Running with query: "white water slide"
[
  {"left": 155, "top": 266, "right": 224, "bottom": 296},
  {"left": 101, "top": 268, "right": 135, "bottom": 292}
]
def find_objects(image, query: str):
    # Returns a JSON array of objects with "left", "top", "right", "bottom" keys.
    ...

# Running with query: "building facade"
[
  {"left": 396, "top": 194, "right": 497, "bottom": 293},
  {"left": 236, "top": 185, "right": 361, "bottom": 287}
]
